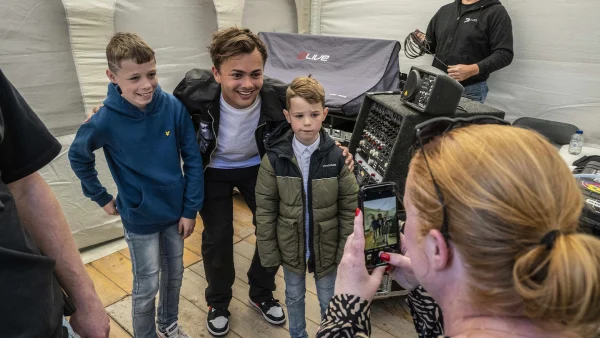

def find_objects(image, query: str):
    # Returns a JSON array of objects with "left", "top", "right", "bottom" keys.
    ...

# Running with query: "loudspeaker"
[
  {"left": 350, "top": 92, "right": 505, "bottom": 197},
  {"left": 400, "top": 65, "right": 464, "bottom": 115}
]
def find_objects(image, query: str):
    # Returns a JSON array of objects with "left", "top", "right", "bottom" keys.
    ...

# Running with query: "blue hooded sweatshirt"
[{"left": 69, "top": 83, "right": 204, "bottom": 234}]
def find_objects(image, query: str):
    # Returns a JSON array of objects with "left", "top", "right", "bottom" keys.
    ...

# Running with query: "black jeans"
[{"left": 200, "top": 165, "right": 277, "bottom": 308}]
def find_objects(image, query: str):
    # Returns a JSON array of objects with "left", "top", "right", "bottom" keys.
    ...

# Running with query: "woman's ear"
[{"left": 424, "top": 229, "right": 451, "bottom": 271}]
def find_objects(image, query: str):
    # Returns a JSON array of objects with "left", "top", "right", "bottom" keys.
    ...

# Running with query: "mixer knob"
[{"left": 384, "top": 162, "right": 389, "bottom": 168}]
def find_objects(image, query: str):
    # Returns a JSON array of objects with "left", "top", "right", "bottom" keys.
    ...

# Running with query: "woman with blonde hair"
[{"left": 317, "top": 117, "right": 600, "bottom": 338}]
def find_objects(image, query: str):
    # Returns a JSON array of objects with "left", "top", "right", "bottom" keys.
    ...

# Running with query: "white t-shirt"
[{"left": 208, "top": 94, "right": 262, "bottom": 169}]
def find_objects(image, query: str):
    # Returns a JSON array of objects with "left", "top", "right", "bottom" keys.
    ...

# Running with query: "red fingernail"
[
  {"left": 385, "top": 265, "right": 391, "bottom": 271},
  {"left": 380, "top": 253, "right": 390, "bottom": 261},
  {"left": 355, "top": 208, "right": 361, "bottom": 217}
]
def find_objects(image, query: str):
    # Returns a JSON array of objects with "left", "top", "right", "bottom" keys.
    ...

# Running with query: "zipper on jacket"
[
  {"left": 205, "top": 109, "right": 217, "bottom": 172},
  {"left": 255, "top": 121, "right": 266, "bottom": 157},
  {"left": 290, "top": 156, "right": 308, "bottom": 268}
]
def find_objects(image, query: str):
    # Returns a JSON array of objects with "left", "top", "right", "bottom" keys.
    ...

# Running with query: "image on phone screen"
[{"left": 364, "top": 196, "right": 398, "bottom": 257}]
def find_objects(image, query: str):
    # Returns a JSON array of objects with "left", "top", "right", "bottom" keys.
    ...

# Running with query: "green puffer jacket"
[{"left": 255, "top": 123, "right": 358, "bottom": 279}]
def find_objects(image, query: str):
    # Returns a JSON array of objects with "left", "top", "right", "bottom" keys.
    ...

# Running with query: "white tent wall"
[
  {"left": 2, "top": 0, "right": 599, "bottom": 249},
  {"left": 0, "top": 0, "right": 302, "bottom": 249},
  {"left": 310, "top": 0, "right": 600, "bottom": 138}
]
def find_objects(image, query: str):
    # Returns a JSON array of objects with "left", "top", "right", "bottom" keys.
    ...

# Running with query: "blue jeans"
[
  {"left": 283, "top": 267, "right": 337, "bottom": 338},
  {"left": 462, "top": 81, "right": 489, "bottom": 103},
  {"left": 124, "top": 224, "right": 184, "bottom": 338}
]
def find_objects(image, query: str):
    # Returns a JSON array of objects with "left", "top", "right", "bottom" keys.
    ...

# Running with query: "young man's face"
[
  {"left": 107, "top": 59, "right": 158, "bottom": 110},
  {"left": 212, "top": 48, "right": 264, "bottom": 109},
  {"left": 283, "top": 97, "right": 328, "bottom": 146}
]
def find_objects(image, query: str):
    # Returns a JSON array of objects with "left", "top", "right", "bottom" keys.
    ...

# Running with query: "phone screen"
[{"left": 361, "top": 183, "right": 400, "bottom": 269}]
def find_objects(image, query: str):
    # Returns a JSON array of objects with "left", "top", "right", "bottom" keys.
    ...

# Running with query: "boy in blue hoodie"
[{"left": 69, "top": 32, "right": 203, "bottom": 338}]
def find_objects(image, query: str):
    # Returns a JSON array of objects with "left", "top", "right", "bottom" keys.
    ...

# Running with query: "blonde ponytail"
[{"left": 514, "top": 232, "right": 600, "bottom": 335}]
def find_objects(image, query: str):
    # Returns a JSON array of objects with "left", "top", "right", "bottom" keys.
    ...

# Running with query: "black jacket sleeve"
[
  {"left": 476, "top": 8, "right": 514, "bottom": 77},
  {"left": 0, "top": 69, "right": 60, "bottom": 183},
  {"left": 425, "top": 9, "right": 441, "bottom": 54}
]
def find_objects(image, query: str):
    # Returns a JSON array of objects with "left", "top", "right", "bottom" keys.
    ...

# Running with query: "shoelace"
[
  {"left": 261, "top": 298, "right": 281, "bottom": 309},
  {"left": 212, "top": 307, "right": 231, "bottom": 317}
]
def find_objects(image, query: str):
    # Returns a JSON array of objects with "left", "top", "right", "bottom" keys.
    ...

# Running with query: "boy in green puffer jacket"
[{"left": 255, "top": 76, "right": 358, "bottom": 338}]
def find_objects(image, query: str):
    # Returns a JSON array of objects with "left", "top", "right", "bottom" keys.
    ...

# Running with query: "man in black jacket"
[
  {"left": 417, "top": 0, "right": 514, "bottom": 103},
  {"left": 174, "top": 27, "right": 353, "bottom": 336}
]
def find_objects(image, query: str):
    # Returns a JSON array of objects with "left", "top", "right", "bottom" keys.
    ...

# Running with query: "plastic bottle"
[{"left": 568, "top": 130, "right": 584, "bottom": 155}]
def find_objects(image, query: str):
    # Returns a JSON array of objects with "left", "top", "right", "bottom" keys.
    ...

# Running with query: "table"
[{"left": 559, "top": 138, "right": 600, "bottom": 170}]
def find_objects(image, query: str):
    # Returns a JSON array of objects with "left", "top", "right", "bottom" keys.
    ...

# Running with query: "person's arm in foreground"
[
  {"left": 9, "top": 173, "right": 110, "bottom": 337},
  {"left": 316, "top": 209, "right": 385, "bottom": 338}
]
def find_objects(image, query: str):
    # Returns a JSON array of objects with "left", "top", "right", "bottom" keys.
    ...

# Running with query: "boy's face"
[
  {"left": 212, "top": 48, "right": 264, "bottom": 109},
  {"left": 107, "top": 59, "right": 157, "bottom": 110},
  {"left": 283, "top": 97, "right": 328, "bottom": 146}
]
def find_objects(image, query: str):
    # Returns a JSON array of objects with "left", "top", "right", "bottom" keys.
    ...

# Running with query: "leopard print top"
[{"left": 317, "top": 286, "right": 445, "bottom": 338}]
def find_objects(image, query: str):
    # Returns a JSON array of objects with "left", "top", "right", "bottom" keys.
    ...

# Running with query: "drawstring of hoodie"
[{"left": 475, "top": 5, "right": 483, "bottom": 27}]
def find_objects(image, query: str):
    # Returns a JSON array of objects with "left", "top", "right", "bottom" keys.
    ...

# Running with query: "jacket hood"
[
  {"left": 103, "top": 83, "right": 165, "bottom": 118},
  {"left": 455, "top": 0, "right": 500, "bottom": 8},
  {"left": 265, "top": 122, "right": 336, "bottom": 159},
  {"left": 456, "top": 0, "right": 501, "bottom": 26}
]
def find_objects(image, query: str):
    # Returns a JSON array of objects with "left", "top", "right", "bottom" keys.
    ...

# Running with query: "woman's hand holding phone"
[
  {"left": 334, "top": 209, "right": 387, "bottom": 302},
  {"left": 380, "top": 233, "right": 420, "bottom": 291}
]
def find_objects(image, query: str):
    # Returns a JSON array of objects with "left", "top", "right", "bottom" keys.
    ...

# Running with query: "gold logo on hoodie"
[{"left": 165, "top": 131, "right": 171, "bottom": 137}]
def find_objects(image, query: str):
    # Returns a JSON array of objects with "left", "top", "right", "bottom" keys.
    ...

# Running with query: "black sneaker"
[
  {"left": 206, "top": 307, "right": 230, "bottom": 336},
  {"left": 249, "top": 298, "right": 286, "bottom": 325}
]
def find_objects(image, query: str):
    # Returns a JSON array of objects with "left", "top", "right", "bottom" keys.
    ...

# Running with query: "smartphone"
[{"left": 359, "top": 182, "right": 402, "bottom": 270}]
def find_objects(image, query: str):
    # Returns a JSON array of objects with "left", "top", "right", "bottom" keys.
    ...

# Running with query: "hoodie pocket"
[{"left": 127, "top": 178, "right": 185, "bottom": 225}]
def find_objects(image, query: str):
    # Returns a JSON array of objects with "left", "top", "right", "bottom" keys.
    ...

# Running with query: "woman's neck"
[{"left": 439, "top": 296, "right": 574, "bottom": 338}]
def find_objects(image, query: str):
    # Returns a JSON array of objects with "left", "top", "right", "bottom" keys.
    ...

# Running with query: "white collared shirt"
[{"left": 292, "top": 134, "right": 320, "bottom": 260}]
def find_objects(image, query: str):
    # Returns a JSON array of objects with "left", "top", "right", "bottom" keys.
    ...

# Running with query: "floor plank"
[
  {"left": 107, "top": 295, "right": 222, "bottom": 338},
  {"left": 91, "top": 252, "right": 133, "bottom": 294},
  {"left": 180, "top": 268, "right": 209, "bottom": 310},
  {"left": 184, "top": 231, "right": 202, "bottom": 256},
  {"left": 109, "top": 317, "right": 132, "bottom": 338},
  {"left": 234, "top": 220, "right": 255, "bottom": 239},
  {"left": 370, "top": 303, "right": 417, "bottom": 337},
  {"left": 233, "top": 194, "right": 254, "bottom": 225},
  {"left": 244, "top": 234, "right": 257, "bottom": 245},
  {"left": 85, "top": 264, "right": 127, "bottom": 307}
]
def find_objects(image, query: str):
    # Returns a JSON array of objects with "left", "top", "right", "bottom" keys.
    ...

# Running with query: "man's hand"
[
  {"left": 414, "top": 29, "right": 426, "bottom": 42},
  {"left": 69, "top": 294, "right": 110, "bottom": 338},
  {"left": 335, "top": 141, "right": 355, "bottom": 171},
  {"left": 447, "top": 64, "right": 479, "bottom": 82},
  {"left": 84, "top": 105, "right": 103, "bottom": 123},
  {"left": 102, "top": 199, "right": 118, "bottom": 216},
  {"left": 178, "top": 216, "right": 195, "bottom": 239}
]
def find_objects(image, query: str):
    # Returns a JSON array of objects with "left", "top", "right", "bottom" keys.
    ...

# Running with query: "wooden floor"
[{"left": 85, "top": 195, "right": 417, "bottom": 337}]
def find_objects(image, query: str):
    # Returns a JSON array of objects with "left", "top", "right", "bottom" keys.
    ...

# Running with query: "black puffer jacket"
[{"left": 173, "top": 69, "right": 288, "bottom": 168}]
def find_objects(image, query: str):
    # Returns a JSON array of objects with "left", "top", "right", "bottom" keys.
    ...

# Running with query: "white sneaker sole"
[
  {"left": 206, "top": 317, "right": 229, "bottom": 337},
  {"left": 248, "top": 299, "right": 286, "bottom": 325}
]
